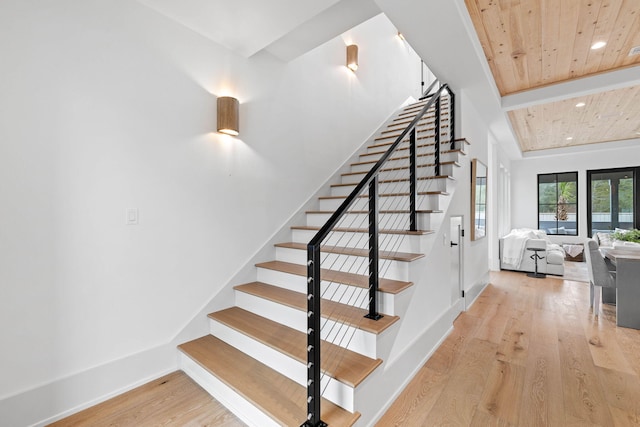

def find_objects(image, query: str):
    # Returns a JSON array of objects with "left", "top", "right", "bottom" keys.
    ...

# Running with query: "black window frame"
[
  {"left": 537, "top": 171, "right": 578, "bottom": 236},
  {"left": 587, "top": 166, "right": 640, "bottom": 237}
]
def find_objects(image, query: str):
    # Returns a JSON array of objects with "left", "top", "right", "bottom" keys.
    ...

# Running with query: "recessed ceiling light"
[
  {"left": 629, "top": 46, "right": 640, "bottom": 56},
  {"left": 575, "top": 102, "right": 586, "bottom": 108},
  {"left": 566, "top": 137, "right": 573, "bottom": 141},
  {"left": 591, "top": 41, "right": 607, "bottom": 50}
]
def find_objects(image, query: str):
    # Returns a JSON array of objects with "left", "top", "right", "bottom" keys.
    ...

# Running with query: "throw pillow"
[{"left": 596, "top": 232, "right": 613, "bottom": 247}]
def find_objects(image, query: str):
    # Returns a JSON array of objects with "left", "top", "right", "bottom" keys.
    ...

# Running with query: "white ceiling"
[{"left": 138, "top": 0, "right": 349, "bottom": 58}]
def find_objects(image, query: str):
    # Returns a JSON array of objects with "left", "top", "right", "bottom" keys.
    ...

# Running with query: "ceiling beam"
[{"left": 501, "top": 65, "right": 640, "bottom": 111}]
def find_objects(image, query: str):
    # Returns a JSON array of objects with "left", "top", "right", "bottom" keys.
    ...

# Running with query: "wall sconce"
[
  {"left": 217, "top": 96, "right": 239, "bottom": 136},
  {"left": 346, "top": 44, "right": 358, "bottom": 72}
]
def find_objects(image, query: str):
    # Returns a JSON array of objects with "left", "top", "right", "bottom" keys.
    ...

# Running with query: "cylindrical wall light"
[
  {"left": 346, "top": 44, "right": 358, "bottom": 72},
  {"left": 217, "top": 96, "right": 239, "bottom": 136}
]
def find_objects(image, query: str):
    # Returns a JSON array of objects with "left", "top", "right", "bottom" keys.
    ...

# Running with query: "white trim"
[{"left": 502, "top": 65, "right": 640, "bottom": 111}]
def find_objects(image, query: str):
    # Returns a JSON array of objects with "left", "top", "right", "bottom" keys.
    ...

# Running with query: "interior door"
[{"left": 450, "top": 216, "right": 463, "bottom": 307}]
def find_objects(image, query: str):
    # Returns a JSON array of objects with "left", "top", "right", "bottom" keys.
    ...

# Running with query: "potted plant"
[{"left": 611, "top": 229, "right": 640, "bottom": 243}]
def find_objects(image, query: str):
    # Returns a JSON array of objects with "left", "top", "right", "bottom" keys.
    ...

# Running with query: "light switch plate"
[{"left": 126, "top": 208, "right": 138, "bottom": 225}]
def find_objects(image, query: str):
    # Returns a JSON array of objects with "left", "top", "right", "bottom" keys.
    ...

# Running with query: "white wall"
[
  {"left": 488, "top": 134, "right": 512, "bottom": 270},
  {"left": 447, "top": 90, "right": 491, "bottom": 294},
  {"left": 511, "top": 143, "right": 640, "bottom": 244},
  {"left": 0, "top": 1, "right": 422, "bottom": 423}
]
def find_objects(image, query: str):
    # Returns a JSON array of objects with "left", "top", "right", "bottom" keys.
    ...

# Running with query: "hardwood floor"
[
  {"left": 50, "top": 270, "right": 640, "bottom": 426},
  {"left": 377, "top": 270, "right": 640, "bottom": 427},
  {"left": 47, "top": 371, "right": 245, "bottom": 427}
]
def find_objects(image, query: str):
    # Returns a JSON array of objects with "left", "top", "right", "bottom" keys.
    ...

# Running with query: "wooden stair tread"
[
  {"left": 275, "top": 242, "right": 424, "bottom": 262},
  {"left": 208, "top": 307, "right": 382, "bottom": 388},
  {"left": 292, "top": 224, "right": 434, "bottom": 236},
  {"left": 374, "top": 127, "right": 449, "bottom": 142},
  {"left": 367, "top": 138, "right": 458, "bottom": 151},
  {"left": 331, "top": 175, "right": 455, "bottom": 187},
  {"left": 398, "top": 105, "right": 449, "bottom": 118},
  {"left": 382, "top": 119, "right": 442, "bottom": 133},
  {"left": 351, "top": 151, "right": 459, "bottom": 167},
  {"left": 342, "top": 161, "right": 459, "bottom": 177},
  {"left": 361, "top": 141, "right": 448, "bottom": 158},
  {"left": 234, "top": 282, "right": 400, "bottom": 334},
  {"left": 319, "top": 191, "right": 449, "bottom": 200},
  {"left": 256, "top": 260, "right": 413, "bottom": 294},
  {"left": 305, "top": 209, "right": 442, "bottom": 215},
  {"left": 391, "top": 113, "right": 449, "bottom": 125},
  {"left": 401, "top": 100, "right": 449, "bottom": 110},
  {"left": 179, "top": 335, "right": 360, "bottom": 427}
]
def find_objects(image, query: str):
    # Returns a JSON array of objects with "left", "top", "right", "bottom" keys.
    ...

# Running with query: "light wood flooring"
[
  {"left": 50, "top": 270, "right": 640, "bottom": 426},
  {"left": 378, "top": 270, "right": 640, "bottom": 426}
]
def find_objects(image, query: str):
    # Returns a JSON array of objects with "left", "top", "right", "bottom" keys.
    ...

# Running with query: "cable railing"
[{"left": 302, "top": 81, "right": 455, "bottom": 426}]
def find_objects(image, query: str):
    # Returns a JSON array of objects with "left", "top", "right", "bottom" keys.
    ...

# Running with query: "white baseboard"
[
  {"left": 465, "top": 272, "right": 490, "bottom": 309},
  {"left": 0, "top": 344, "right": 176, "bottom": 427}
]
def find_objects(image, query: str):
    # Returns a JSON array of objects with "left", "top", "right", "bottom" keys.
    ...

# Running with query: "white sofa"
[{"left": 499, "top": 229, "right": 565, "bottom": 276}]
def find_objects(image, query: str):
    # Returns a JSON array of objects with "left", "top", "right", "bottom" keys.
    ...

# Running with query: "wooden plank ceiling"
[{"left": 465, "top": 0, "right": 640, "bottom": 152}]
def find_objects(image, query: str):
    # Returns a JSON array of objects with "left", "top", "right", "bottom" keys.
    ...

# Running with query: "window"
[
  {"left": 587, "top": 167, "right": 640, "bottom": 237},
  {"left": 538, "top": 172, "right": 578, "bottom": 235}
]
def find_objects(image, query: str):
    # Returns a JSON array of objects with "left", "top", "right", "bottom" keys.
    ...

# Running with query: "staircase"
[{"left": 178, "top": 88, "right": 469, "bottom": 426}]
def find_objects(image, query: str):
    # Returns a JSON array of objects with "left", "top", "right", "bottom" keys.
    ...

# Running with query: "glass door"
[{"left": 588, "top": 168, "right": 637, "bottom": 236}]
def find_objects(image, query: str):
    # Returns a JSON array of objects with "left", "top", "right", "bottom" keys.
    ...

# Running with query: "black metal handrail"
[{"left": 302, "top": 81, "right": 454, "bottom": 426}]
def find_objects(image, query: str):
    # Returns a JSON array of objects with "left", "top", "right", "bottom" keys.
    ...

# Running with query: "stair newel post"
[
  {"left": 448, "top": 86, "right": 456, "bottom": 150},
  {"left": 303, "top": 245, "right": 326, "bottom": 427},
  {"left": 409, "top": 127, "right": 418, "bottom": 232},
  {"left": 365, "top": 176, "right": 383, "bottom": 321},
  {"left": 434, "top": 96, "right": 441, "bottom": 177}
]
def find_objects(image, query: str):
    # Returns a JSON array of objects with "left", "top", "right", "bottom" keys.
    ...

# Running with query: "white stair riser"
[
  {"left": 351, "top": 152, "right": 461, "bottom": 173},
  {"left": 342, "top": 164, "right": 455, "bottom": 185},
  {"left": 330, "top": 180, "right": 450, "bottom": 197},
  {"left": 235, "top": 290, "right": 379, "bottom": 358},
  {"left": 291, "top": 228, "right": 427, "bottom": 253},
  {"left": 306, "top": 212, "right": 434, "bottom": 231},
  {"left": 384, "top": 118, "right": 445, "bottom": 133},
  {"left": 208, "top": 320, "right": 356, "bottom": 412},
  {"left": 360, "top": 146, "right": 432, "bottom": 162},
  {"left": 275, "top": 247, "right": 410, "bottom": 281},
  {"left": 319, "top": 194, "right": 445, "bottom": 211},
  {"left": 255, "top": 267, "right": 399, "bottom": 315},
  {"left": 365, "top": 132, "right": 451, "bottom": 154},
  {"left": 179, "top": 353, "right": 280, "bottom": 427},
  {"left": 306, "top": 211, "right": 422, "bottom": 227}
]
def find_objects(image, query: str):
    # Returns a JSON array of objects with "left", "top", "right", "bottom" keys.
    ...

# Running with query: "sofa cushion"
[{"left": 547, "top": 250, "right": 565, "bottom": 265}]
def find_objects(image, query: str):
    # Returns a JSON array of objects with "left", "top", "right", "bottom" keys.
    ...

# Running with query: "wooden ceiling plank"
[
  {"left": 465, "top": 0, "right": 640, "bottom": 95},
  {"left": 540, "top": 0, "right": 561, "bottom": 87},
  {"left": 522, "top": 0, "right": 543, "bottom": 89},
  {"left": 610, "top": 0, "right": 640, "bottom": 68},
  {"left": 508, "top": 1, "right": 531, "bottom": 86},
  {"left": 511, "top": 85, "right": 640, "bottom": 152},
  {"left": 555, "top": 0, "right": 580, "bottom": 83},
  {"left": 568, "top": 0, "right": 599, "bottom": 81},
  {"left": 587, "top": 0, "right": 625, "bottom": 74},
  {"left": 484, "top": 0, "right": 517, "bottom": 94}
]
